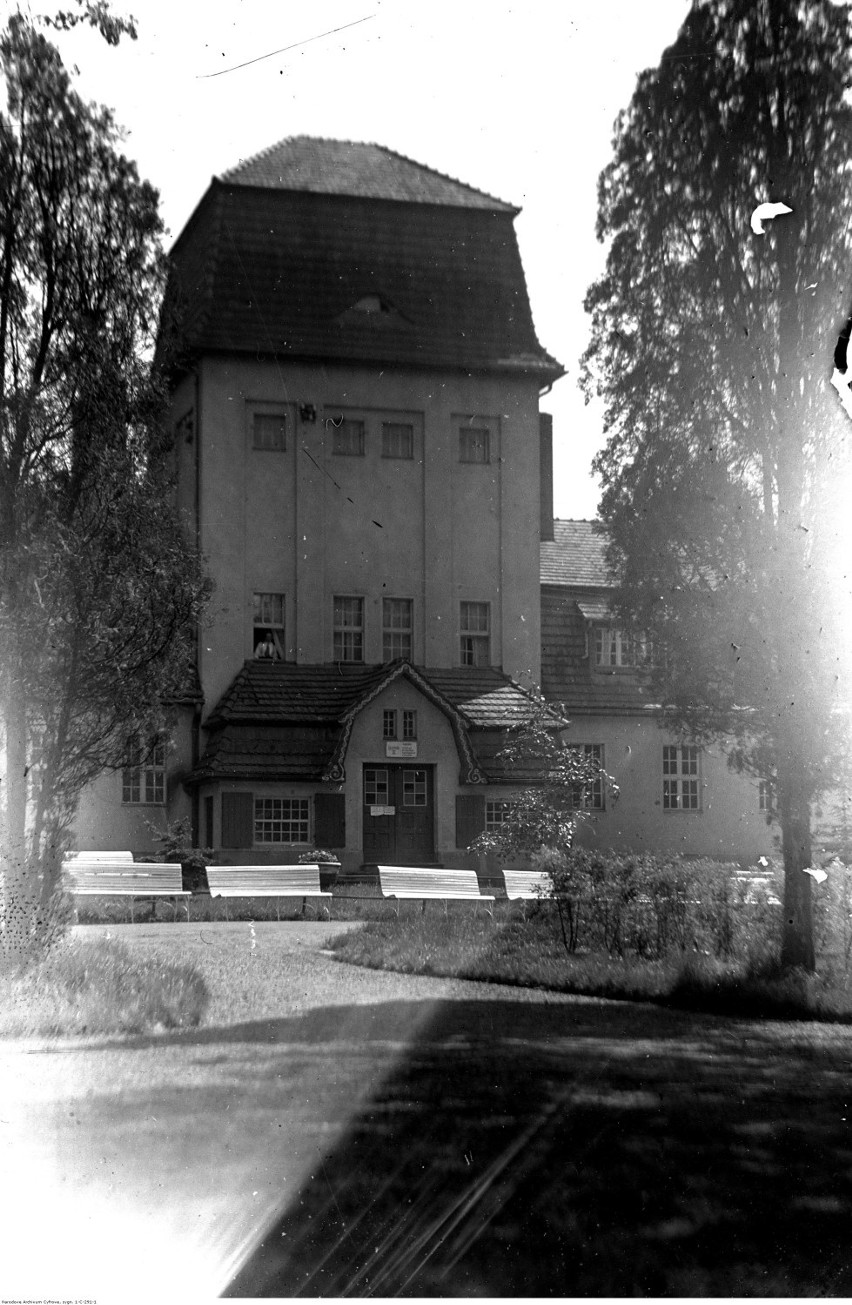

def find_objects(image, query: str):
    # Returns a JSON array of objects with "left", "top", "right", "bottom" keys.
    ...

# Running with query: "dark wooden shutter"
[
  {"left": 221, "top": 792, "right": 254, "bottom": 848},
  {"left": 456, "top": 794, "right": 485, "bottom": 848},
  {"left": 314, "top": 792, "right": 346, "bottom": 849}
]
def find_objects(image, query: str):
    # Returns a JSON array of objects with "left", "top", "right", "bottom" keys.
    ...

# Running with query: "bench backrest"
[
  {"left": 206, "top": 864, "right": 323, "bottom": 894},
  {"left": 67, "top": 850, "right": 134, "bottom": 862},
  {"left": 502, "top": 870, "right": 554, "bottom": 900},
  {"left": 63, "top": 860, "right": 185, "bottom": 894},
  {"left": 377, "top": 866, "right": 486, "bottom": 899}
]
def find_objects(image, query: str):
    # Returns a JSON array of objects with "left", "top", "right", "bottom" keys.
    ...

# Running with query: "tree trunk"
[{"left": 778, "top": 757, "right": 815, "bottom": 971}]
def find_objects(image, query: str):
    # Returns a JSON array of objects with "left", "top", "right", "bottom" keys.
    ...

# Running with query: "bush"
[
  {"left": 0, "top": 935, "right": 209, "bottom": 1037},
  {"left": 536, "top": 849, "right": 780, "bottom": 962}
]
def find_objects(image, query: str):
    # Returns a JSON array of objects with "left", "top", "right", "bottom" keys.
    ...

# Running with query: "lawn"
[
  {"left": 226, "top": 986, "right": 852, "bottom": 1297},
  {"left": 328, "top": 902, "right": 852, "bottom": 1021}
]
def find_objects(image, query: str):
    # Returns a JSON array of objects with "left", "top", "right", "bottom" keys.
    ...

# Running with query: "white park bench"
[
  {"left": 204, "top": 864, "right": 332, "bottom": 919},
  {"left": 63, "top": 852, "right": 191, "bottom": 921},
  {"left": 377, "top": 866, "right": 494, "bottom": 917}
]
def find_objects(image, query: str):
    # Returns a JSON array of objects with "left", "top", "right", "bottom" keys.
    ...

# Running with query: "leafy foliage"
[
  {"left": 470, "top": 698, "right": 616, "bottom": 862},
  {"left": 0, "top": 10, "right": 210, "bottom": 944},
  {"left": 582, "top": 0, "right": 852, "bottom": 968}
]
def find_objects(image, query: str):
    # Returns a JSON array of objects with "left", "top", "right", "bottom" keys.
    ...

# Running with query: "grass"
[
  {"left": 0, "top": 935, "right": 210, "bottom": 1037},
  {"left": 327, "top": 904, "right": 852, "bottom": 1021},
  {"left": 73, "top": 881, "right": 394, "bottom": 925}
]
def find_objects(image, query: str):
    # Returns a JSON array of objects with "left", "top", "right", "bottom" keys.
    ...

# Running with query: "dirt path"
[
  {"left": 3, "top": 923, "right": 852, "bottom": 1299},
  {"left": 0, "top": 922, "right": 595, "bottom": 1302}
]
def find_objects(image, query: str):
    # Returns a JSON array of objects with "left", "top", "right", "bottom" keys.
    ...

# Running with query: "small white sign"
[
  {"left": 386, "top": 741, "right": 417, "bottom": 758},
  {"left": 370, "top": 805, "right": 396, "bottom": 816}
]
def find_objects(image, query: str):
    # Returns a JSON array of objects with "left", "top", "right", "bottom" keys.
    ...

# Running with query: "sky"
[{"left": 20, "top": 0, "right": 690, "bottom": 518}]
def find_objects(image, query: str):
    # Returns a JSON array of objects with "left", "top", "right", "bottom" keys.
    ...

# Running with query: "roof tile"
[
  {"left": 220, "top": 137, "right": 516, "bottom": 211},
  {"left": 167, "top": 140, "right": 562, "bottom": 379},
  {"left": 540, "top": 519, "right": 611, "bottom": 587}
]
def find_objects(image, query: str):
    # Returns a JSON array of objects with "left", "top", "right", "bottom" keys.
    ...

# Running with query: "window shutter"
[
  {"left": 456, "top": 794, "right": 485, "bottom": 848},
  {"left": 221, "top": 792, "right": 254, "bottom": 848},
  {"left": 204, "top": 795, "right": 214, "bottom": 848},
  {"left": 314, "top": 792, "right": 346, "bottom": 848}
]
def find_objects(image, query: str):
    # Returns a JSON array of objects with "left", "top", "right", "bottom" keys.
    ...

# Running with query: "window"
[
  {"left": 402, "top": 709, "right": 417, "bottom": 741},
  {"left": 122, "top": 736, "right": 166, "bottom": 805},
  {"left": 254, "top": 797, "right": 310, "bottom": 844},
  {"left": 252, "top": 412, "right": 287, "bottom": 451},
  {"left": 383, "top": 598, "right": 412, "bottom": 661},
  {"left": 365, "top": 768, "right": 389, "bottom": 806},
  {"left": 333, "top": 596, "right": 363, "bottom": 662},
  {"left": 382, "top": 422, "right": 414, "bottom": 460},
  {"left": 459, "top": 425, "right": 490, "bottom": 464},
  {"left": 759, "top": 778, "right": 774, "bottom": 813},
  {"left": 383, "top": 709, "right": 397, "bottom": 740},
  {"left": 593, "top": 627, "right": 653, "bottom": 668},
  {"left": 663, "top": 745, "right": 700, "bottom": 811},
  {"left": 485, "top": 799, "right": 514, "bottom": 832},
  {"left": 460, "top": 601, "right": 490, "bottom": 667},
  {"left": 253, "top": 592, "right": 285, "bottom": 658},
  {"left": 329, "top": 416, "right": 365, "bottom": 456},
  {"left": 403, "top": 769, "right": 427, "bottom": 806},
  {"left": 569, "top": 743, "right": 605, "bottom": 810}
]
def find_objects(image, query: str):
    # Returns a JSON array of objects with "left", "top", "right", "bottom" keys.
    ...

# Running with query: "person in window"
[{"left": 255, "top": 630, "right": 279, "bottom": 660}]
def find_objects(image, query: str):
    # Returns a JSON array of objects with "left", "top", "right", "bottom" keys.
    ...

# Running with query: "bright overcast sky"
[{"left": 19, "top": 0, "right": 689, "bottom": 518}]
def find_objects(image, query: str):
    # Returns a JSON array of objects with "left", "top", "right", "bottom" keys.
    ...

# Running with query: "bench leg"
[{"left": 130, "top": 896, "right": 134, "bottom": 924}]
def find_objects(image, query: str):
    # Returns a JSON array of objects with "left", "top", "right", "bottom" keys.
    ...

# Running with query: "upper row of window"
[
  {"left": 252, "top": 410, "right": 495, "bottom": 464},
  {"left": 253, "top": 593, "right": 492, "bottom": 667}
]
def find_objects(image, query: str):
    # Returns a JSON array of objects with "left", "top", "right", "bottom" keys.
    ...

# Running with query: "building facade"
[
  {"left": 74, "top": 138, "right": 777, "bottom": 870},
  {"left": 78, "top": 137, "right": 562, "bottom": 870},
  {"left": 540, "top": 520, "right": 775, "bottom": 863}
]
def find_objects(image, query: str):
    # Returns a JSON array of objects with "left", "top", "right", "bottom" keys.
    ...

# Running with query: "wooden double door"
[{"left": 362, "top": 764, "right": 435, "bottom": 864}]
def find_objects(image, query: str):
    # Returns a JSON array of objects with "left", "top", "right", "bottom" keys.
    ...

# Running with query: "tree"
[
  {"left": 0, "top": 9, "right": 210, "bottom": 947},
  {"left": 582, "top": 0, "right": 852, "bottom": 970}
]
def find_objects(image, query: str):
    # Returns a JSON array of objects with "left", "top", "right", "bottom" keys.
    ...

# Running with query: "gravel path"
[
  {"left": 0, "top": 921, "right": 603, "bottom": 1302},
  {"left": 5, "top": 923, "right": 852, "bottom": 1299}
]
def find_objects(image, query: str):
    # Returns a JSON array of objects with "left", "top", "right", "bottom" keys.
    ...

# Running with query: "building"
[
  {"left": 77, "top": 137, "right": 563, "bottom": 870},
  {"left": 540, "top": 519, "right": 773, "bottom": 862},
  {"left": 74, "top": 138, "right": 775, "bottom": 869}
]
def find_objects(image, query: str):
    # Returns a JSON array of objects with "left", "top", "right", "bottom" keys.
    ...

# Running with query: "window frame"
[
  {"left": 662, "top": 744, "right": 701, "bottom": 812},
  {"left": 568, "top": 743, "right": 606, "bottom": 811},
  {"left": 253, "top": 591, "right": 285, "bottom": 658},
  {"left": 253, "top": 796, "right": 311, "bottom": 845},
  {"left": 122, "top": 735, "right": 166, "bottom": 806},
  {"left": 333, "top": 595, "right": 364, "bottom": 663},
  {"left": 382, "top": 597, "right": 413, "bottom": 661},
  {"left": 381, "top": 421, "right": 415, "bottom": 460},
  {"left": 402, "top": 709, "right": 418, "bottom": 741},
  {"left": 459, "top": 600, "right": 491, "bottom": 668},
  {"left": 327, "top": 414, "right": 366, "bottom": 457},
  {"left": 247, "top": 401, "right": 291, "bottom": 453},
  {"left": 485, "top": 799, "right": 515, "bottom": 832},
  {"left": 456, "top": 413, "right": 498, "bottom": 466},
  {"left": 592, "top": 625, "right": 653, "bottom": 670},
  {"left": 382, "top": 709, "right": 397, "bottom": 740}
]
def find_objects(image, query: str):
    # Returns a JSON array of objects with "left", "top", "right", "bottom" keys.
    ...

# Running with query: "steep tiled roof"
[
  {"left": 190, "top": 725, "right": 336, "bottom": 783},
  {"left": 540, "top": 588, "right": 657, "bottom": 716},
  {"left": 207, "top": 661, "right": 541, "bottom": 729},
  {"left": 192, "top": 661, "right": 546, "bottom": 784},
  {"left": 221, "top": 137, "right": 515, "bottom": 211},
  {"left": 166, "top": 139, "right": 562, "bottom": 379},
  {"left": 540, "top": 520, "right": 611, "bottom": 587}
]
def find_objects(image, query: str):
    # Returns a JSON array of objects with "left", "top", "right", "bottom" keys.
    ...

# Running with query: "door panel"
[{"left": 363, "top": 764, "right": 434, "bottom": 864}]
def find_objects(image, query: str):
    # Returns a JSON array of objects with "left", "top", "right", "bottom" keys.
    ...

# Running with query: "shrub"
[
  {"left": 528, "top": 849, "right": 780, "bottom": 963},
  {"left": 0, "top": 935, "right": 209, "bottom": 1036}
]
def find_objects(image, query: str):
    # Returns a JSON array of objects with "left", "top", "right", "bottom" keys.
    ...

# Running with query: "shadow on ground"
[{"left": 162, "top": 995, "right": 852, "bottom": 1297}]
